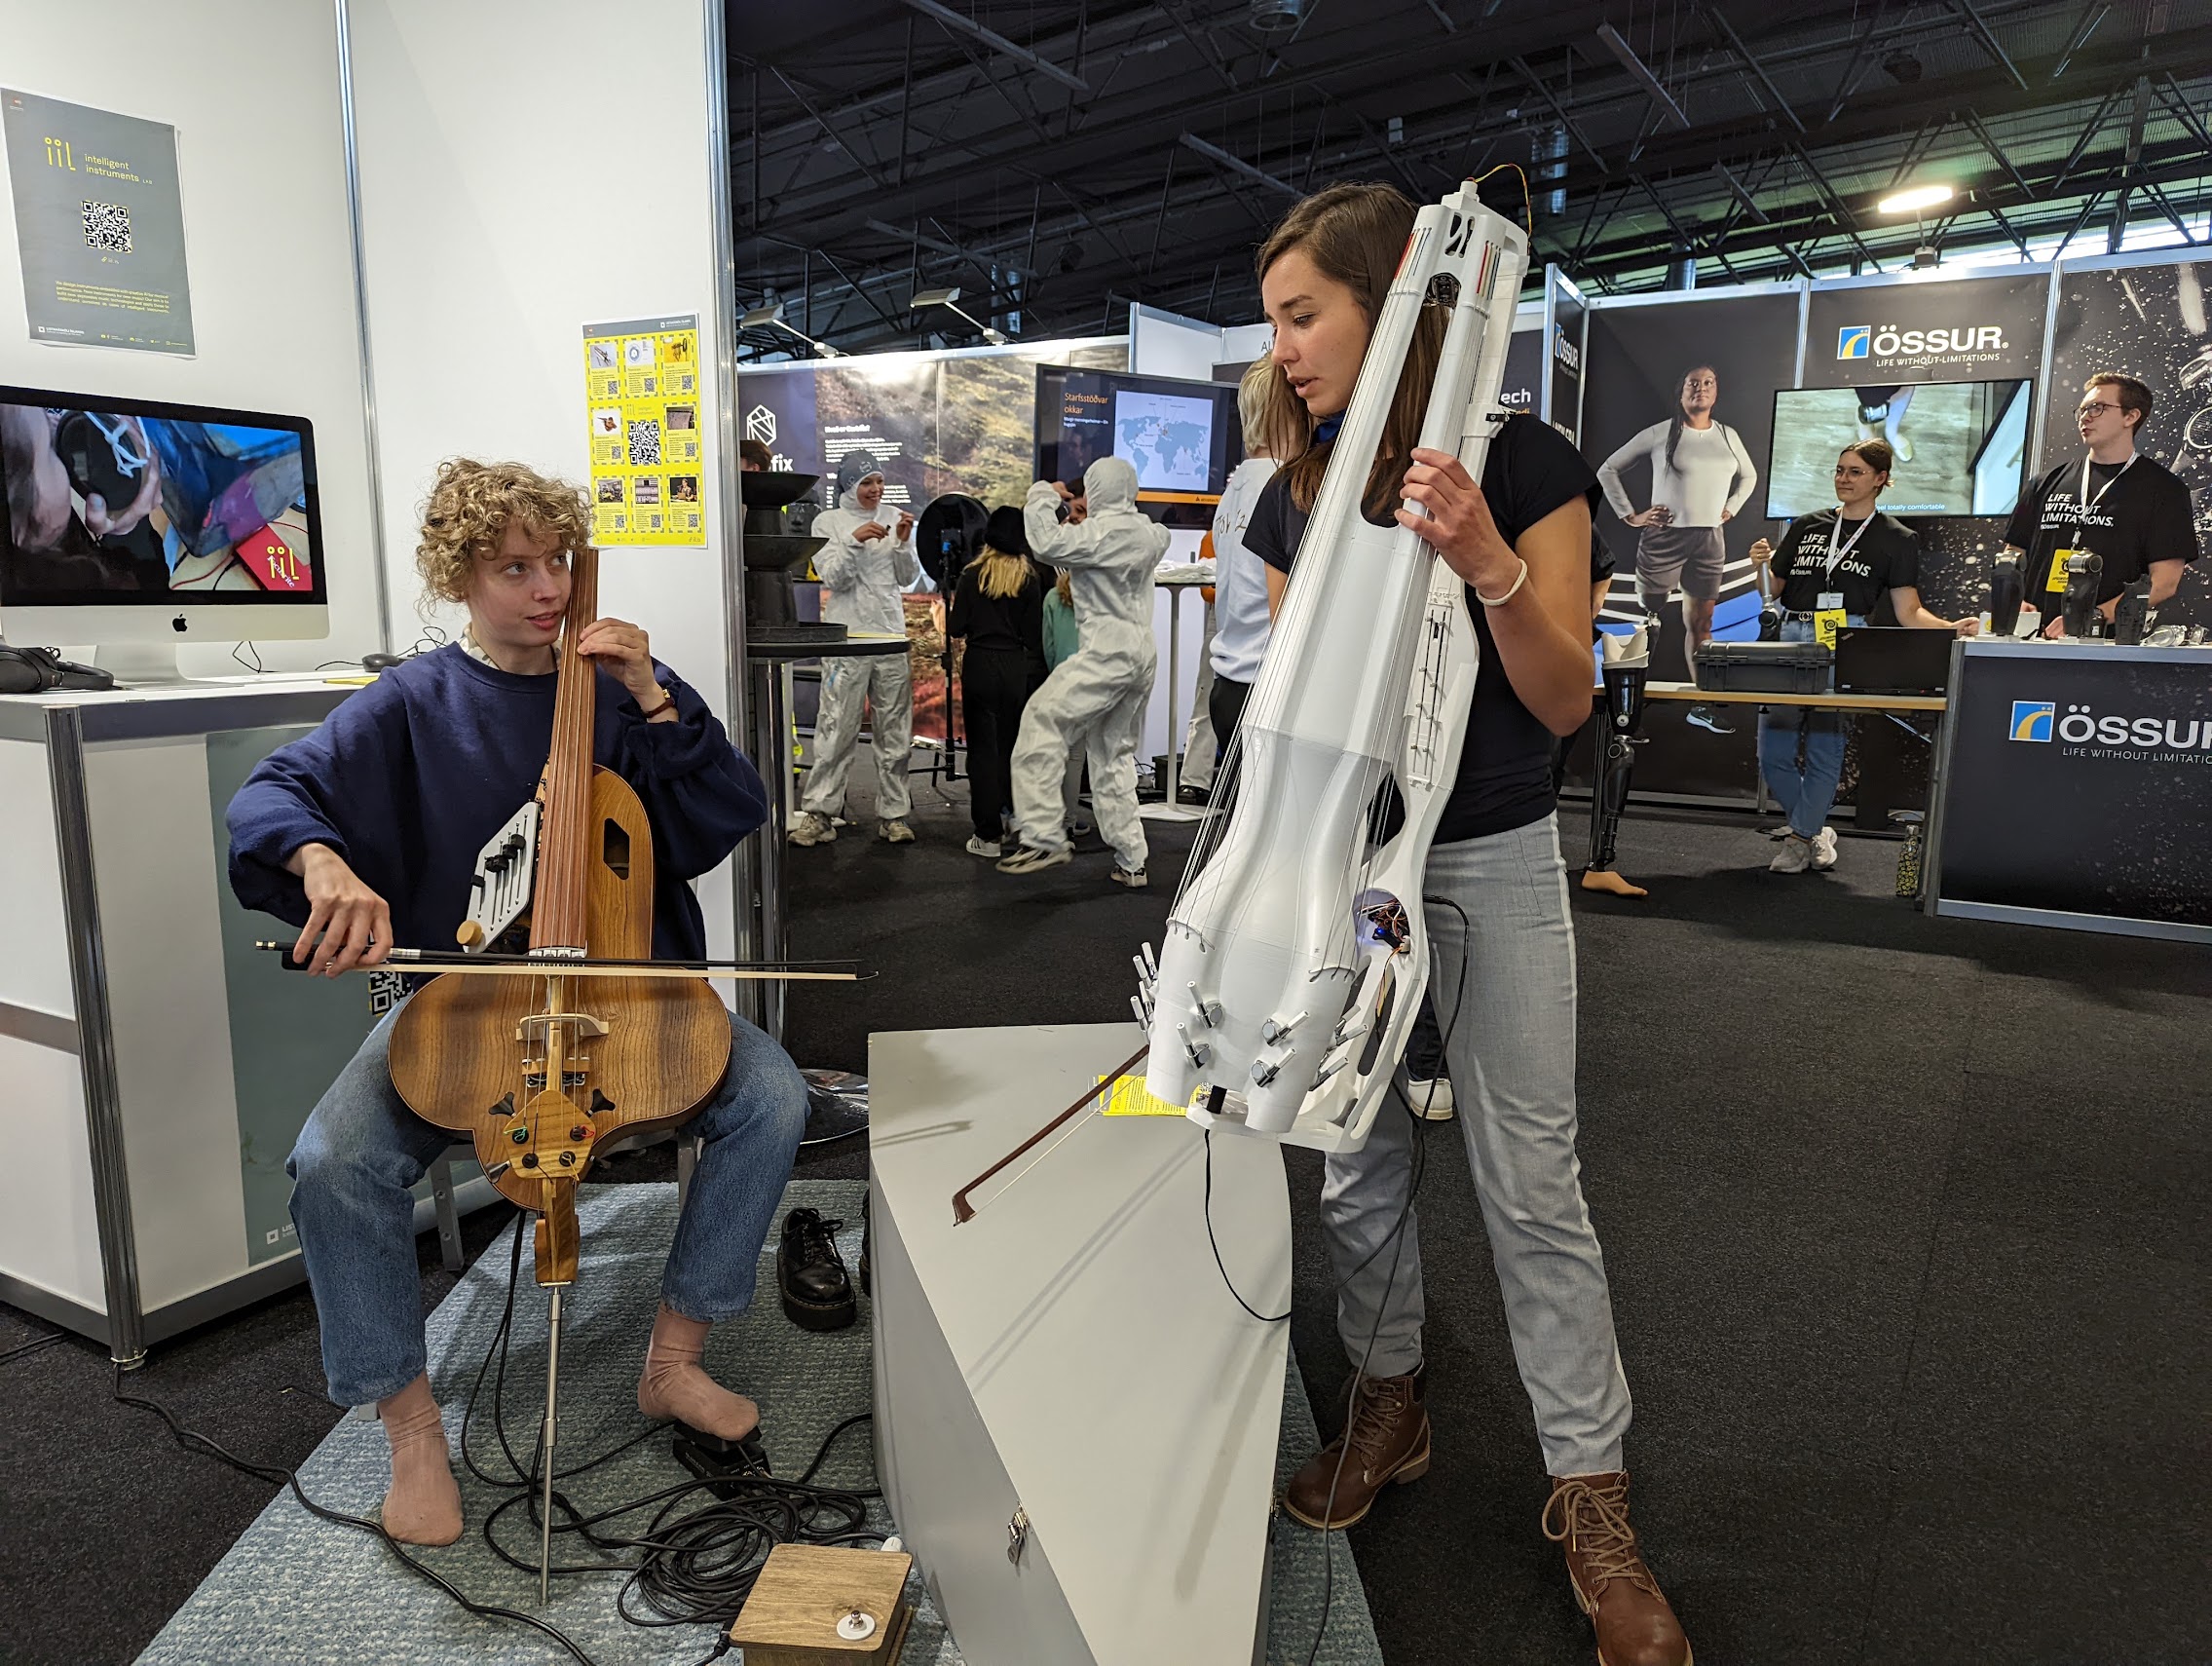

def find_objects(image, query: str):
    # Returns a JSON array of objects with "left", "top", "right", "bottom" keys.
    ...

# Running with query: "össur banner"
[
  {"left": 1938, "top": 648, "right": 2212, "bottom": 929},
  {"left": 1547, "top": 268, "right": 1587, "bottom": 445},
  {"left": 1806, "top": 272, "right": 2049, "bottom": 389},
  {"left": 1796, "top": 272, "right": 2051, "bottom": 614},
  {"left": 1582, "top": 289, "right": 1801, "bottom": 800}
]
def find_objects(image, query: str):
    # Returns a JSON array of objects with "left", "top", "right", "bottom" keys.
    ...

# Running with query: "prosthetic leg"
[
  {"left": 2060, "top": 551, "right": 2105, "bottom": 640},
  {"left": 1988, "top": 552, "right": 2025, "bottom": 638},
  {"left": 1583, "top": 625, "right": 1652, "bottom": 898}
]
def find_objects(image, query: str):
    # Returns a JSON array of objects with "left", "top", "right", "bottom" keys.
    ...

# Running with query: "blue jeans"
[
  {"left": 286, "top": 1003, "right": 807, "bottom": 1407},
  {"left": 1756, "top": 615, "right": 1860, "bottom": 841},
  {"left": 1320, "top": 814, "right": 1632, "bottom": 1476}
]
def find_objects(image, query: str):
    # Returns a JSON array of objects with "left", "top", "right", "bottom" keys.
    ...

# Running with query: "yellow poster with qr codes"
[
  {"left": 1098, "top": 1074, "right": 1197, "bottom": 1117},
  {"left": 581, "top": 313, "right": 706, "bottom": 546}
]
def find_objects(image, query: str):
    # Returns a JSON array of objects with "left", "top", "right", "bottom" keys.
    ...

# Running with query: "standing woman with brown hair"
[{"left": 1245, "top": 183, "right": 1690, "bottom": 1666}]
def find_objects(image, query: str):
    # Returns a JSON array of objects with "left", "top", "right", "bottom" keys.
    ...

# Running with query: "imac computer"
[{"left": 0, "top": 385, "right": 327, "bottom": 682}]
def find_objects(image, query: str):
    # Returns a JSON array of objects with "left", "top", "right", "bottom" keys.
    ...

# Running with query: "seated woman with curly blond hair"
[{"left": 222, "top": 459, "right": 807, "bottom": 1546}]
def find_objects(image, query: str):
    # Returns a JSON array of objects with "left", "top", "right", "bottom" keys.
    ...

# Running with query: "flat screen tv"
[
  {"left": 1034, "top": 366, "right": 1243, "bottom": 526},
  {"left": 1766, "top": 378, "right": 2032, "bottom": 520}
]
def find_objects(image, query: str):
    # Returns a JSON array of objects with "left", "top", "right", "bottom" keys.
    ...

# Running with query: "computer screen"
[
  {"left": 0, "top": 386, "right": 322, "bottom": 606},
  {"left": 1034, "top": 367, "right": 1241, "bottom": 524},
  {"left": 1766, "top": 378, "right": 2033, "bottom": 520}
]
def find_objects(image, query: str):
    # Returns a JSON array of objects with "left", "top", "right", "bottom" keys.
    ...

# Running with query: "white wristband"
[{"left": 1474, "top": 558, "right": 1529, "bottom": 608}]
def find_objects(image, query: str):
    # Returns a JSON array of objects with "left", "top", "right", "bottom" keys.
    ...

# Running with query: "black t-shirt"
[
  {"left": 1246, "top": 413, "right": 1597, "bottom": 843},
  {"left": 2002, "top": 451, "right": 2198, "bottom": 605},
  {"left": 1770, "top": 509, "right": 1921, "bottom": 616},
  {"left": 948, "top": 558, "right": 1053, "bottom": 674}
]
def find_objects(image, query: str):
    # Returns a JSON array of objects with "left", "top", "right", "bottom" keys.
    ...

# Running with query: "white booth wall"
[
  {"left": 345, "top": 0, "right": 740, "bottom": 962},
  {"left": 0, "top": 0, "right": 383, "bottom": 676}
]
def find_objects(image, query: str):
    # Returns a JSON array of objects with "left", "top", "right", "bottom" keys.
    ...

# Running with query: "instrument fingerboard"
[{"left": 530, "top": 544, "right": 600, "bottom": 953}]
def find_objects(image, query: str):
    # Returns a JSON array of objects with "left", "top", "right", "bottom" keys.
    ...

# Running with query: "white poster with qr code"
[
  {"left": 3, "top": 90, "right": 195, "bottom": 354},
  {"left": 581, "top": 313, "right": 705, "bottom": 545}
]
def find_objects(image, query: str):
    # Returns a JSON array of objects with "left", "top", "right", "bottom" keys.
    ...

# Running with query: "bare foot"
[
  {"left": 378, "top": 1375, "right": 463, "bottom": 1546},
  {"left": 1581, "top": 869, "right": 1649, "bottom": 898},
  {"left": 638, "top": 1303, "right": 760, "bottom": 1441}
]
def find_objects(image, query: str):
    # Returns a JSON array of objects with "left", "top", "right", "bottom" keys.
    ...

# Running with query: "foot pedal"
[
  {"left": 671, "top": 1422, "right": 770, "bottom": 1497},
  {"left": 728, "top": 1543, "right": 915, "bottom": 1664}
]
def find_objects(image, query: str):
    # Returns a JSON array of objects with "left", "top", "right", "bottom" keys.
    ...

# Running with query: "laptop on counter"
[{"left": 1834, "top": 625, "right": 1953, "bottom": 696}]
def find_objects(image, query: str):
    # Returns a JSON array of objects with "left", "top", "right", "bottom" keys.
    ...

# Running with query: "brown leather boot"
[
  {"left": 1543, "top": 1471, "right": 1692, "bottom": 1666},
  {"left": 1281, "top": 1368, "right": 1430, "bottom": 1530}
]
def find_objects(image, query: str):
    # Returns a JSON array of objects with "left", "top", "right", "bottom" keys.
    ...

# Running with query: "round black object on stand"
[
  {"left": 915, "top": 493, "right": 990, "bottom": 587},
  {"left": 741, "top": 471, "right": 836, "bottom": 646},
  {"left": 914, "top": 494, "right": 992, "bottom": 784}
]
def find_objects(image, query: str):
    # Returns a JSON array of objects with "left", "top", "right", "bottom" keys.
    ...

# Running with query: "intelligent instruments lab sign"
[{"left": 2, "top": 89, "right": 194, "bottom": 355}]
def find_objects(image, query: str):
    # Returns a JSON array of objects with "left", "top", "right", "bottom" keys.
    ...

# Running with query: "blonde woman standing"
[{"left": 948, "top": 505, "right": 1053, "bottom": 856}]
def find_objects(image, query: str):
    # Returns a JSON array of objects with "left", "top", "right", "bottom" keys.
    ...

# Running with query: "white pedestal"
[{"left": 870, "top": 1023, "right": 1291, "bottom": 1666}]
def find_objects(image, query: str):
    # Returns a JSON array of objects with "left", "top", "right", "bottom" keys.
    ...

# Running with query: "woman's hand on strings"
[
  {"left": 1397, "top": 447, "right": 1521, "bottom": 595},
  {"left": 290, "top": 843, "right": 393, "bottom": 976},
  {"left": 576, "top": 617, "right": 662, "bottom": 703}
]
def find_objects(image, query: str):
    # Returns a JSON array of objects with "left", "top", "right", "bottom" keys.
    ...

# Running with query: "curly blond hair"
[{"left": 415, "top": 458, "right": 596, "bottom": 604}]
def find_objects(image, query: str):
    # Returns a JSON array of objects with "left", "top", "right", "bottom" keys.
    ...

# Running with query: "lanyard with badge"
[
  {"left": 2045, "top": 453, "right": 2132, "bottom": 592},
  {"left": 1814, "top": 511, "right": 1872, "bottom": 649}
]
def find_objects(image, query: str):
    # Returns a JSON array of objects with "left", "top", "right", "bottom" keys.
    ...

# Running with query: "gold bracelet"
[{"left": 1474, "top": 558, "right": 1529, "bottom": 608}]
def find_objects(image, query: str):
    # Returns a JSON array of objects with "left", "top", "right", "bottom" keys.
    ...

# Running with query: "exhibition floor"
[{"left": 1, "top": 789, "right": 2203, "bottom": 1666}]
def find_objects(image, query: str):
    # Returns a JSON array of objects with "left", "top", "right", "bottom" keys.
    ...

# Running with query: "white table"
[
  {"left": 870, "top": 1022, "right": 1289, "bottom": 1665},
  {"left": 1140, "top": 565, "right": 1212, "bottom": 824}
]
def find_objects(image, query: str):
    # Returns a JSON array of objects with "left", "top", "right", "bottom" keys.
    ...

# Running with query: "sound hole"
[{"left": 601, "top": 817, "right": 631, "bottom": 879}]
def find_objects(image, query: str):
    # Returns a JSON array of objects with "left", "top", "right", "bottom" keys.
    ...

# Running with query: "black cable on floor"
[
  {"left": 111, "top": 1363, "right": 611, "bottom": 1666},
  {"left": 454, "top": 1210, "right": 886, "bottom": 1628},
  {"left": 111, "top": 1202, "right": 886, "bottom": 1666},
  {"left": 0, "top": 1330, "right": 67, "bottom": 1364}
]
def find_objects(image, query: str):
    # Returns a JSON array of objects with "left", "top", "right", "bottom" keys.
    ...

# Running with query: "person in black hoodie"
[{"left": 948, "top": 505, "right": 1053, "bottom": 856}]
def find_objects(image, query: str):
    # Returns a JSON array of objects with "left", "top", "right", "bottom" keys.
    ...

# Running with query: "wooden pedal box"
[{"left": 726, "top": 1543, "right": 916, "bottom": 1665}]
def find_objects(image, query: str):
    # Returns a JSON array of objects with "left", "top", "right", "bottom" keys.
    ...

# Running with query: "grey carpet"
[{"left": 131, "top": 1180, "right": 1377, "bottom": 1666}]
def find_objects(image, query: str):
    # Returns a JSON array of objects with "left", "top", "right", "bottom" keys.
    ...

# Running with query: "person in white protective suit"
[
  {"left": 996, "top": 456, "right": 1167, "bottom": 886},
  {"left": 788, "top": 450, "right": 921, "bottom": 846}
]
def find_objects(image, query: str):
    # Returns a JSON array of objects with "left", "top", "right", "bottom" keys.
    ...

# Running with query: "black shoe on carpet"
[{"left": 777, "top": 1206, "right": 857, "bottom": 1331}]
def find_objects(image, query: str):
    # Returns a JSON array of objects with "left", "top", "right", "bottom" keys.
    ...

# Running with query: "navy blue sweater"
[{"left": 227, "top": 645, "right": 765, "bottom": 961}]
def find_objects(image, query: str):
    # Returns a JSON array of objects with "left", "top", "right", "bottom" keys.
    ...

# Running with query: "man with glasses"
[{"left": 2002, "top": 373, "right": 2197, "bottom": 637}]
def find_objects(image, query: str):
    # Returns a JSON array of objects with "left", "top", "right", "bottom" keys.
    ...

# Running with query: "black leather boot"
[{"left": 777, "top": 1207, "right": 856, "bottom": 1331}]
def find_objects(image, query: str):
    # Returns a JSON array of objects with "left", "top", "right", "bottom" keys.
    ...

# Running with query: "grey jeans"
[{"left": 1319, "top": 812, "right": 1633, "bottom": 1476}]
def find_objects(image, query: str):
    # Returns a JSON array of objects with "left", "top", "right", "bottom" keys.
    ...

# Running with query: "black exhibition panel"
[{"left": 1931, "top": 637, "right": 2212, "bottom": 938}]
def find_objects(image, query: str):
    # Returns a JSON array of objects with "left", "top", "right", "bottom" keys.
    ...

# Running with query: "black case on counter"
[{"left": 1692, "top": 641, "right": 1833, "bottom": 695}]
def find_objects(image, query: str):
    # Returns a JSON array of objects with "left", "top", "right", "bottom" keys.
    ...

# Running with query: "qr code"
[
  {"left": 82, "top": 200, "right": 131, "bottom": 252},
  {"left": 626, "top": 419, "right": 661, "bottom": 466}
]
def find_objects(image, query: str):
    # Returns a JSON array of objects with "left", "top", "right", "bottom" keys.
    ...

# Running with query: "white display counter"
[{"left": 0, "top": 677, "right": 495, "bottom": 1362}]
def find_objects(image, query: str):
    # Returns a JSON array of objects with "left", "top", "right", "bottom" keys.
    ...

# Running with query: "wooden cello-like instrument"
[{"left": 386, "top": 540, "right": 733, "bottom": 1595}]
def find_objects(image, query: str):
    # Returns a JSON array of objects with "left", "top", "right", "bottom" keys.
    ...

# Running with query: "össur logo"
[
  {"left": 1838, "top": 323, "right": 2007, "bottom": 362},
  {"left": 1552, "top": 325, "right": 1581, "bottom": 374},
  {"left": 2028, "top": 701, "right": 2212, "bottom": 752}
]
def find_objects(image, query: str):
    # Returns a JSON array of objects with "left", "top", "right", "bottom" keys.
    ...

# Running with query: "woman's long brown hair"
[{"left": 1256, "top": 182, "right": 1449, "bottom": 520}]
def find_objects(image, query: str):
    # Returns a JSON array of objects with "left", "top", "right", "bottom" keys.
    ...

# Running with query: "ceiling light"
[
  {"left": 1877, "top": 184, "right": 1955, "bottom": 215},
  {"left": 740, "top": 302, "right": 783, "bottom": 328},
  {"left": 909, "top": 286, "right": 1008, "bottom": 346}
]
